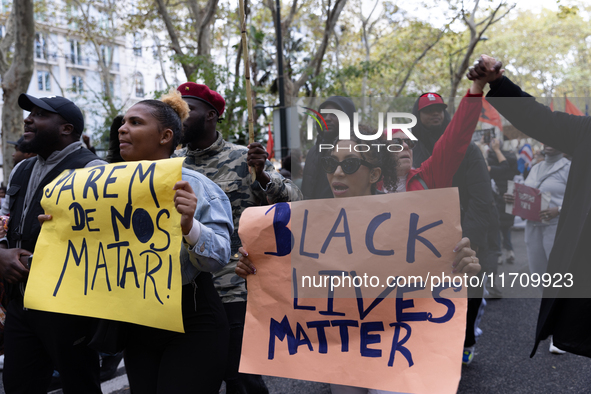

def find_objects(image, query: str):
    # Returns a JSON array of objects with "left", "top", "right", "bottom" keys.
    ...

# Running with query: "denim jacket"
[{"left": 180, "top": 167, "right": 233, "bottom": 285}]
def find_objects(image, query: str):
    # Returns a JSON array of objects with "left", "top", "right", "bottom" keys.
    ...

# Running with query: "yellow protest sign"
[
  {"left": 238, "top": 189, "right": 468, "bottom": 394},
  {"left": 24, "top": 157, "right": 185, "bottom": 333}
]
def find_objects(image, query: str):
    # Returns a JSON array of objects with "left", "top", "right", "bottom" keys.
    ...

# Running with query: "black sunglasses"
[
  {"left": 392, "top": 138, "right": 416, "bottom": 149},
  {"left": 320, "top": 156, "right": 375, "bottom": 174}
]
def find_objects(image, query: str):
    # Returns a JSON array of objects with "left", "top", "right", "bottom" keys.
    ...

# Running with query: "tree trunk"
[
  {"left": 2, "top": 0, "right": 34, "bottom": 181},
  {"left": 154, "top": 0, "right": 197, "bottom": 80}
]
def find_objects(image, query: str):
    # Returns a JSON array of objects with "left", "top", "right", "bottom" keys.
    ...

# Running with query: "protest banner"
[
  {"left": 506, "top": 181, "right": 550, "bottom": 222},
  {"left": 238, "top": 188, "right": 468, "bottom": 394},
  {"left": 24, "top": 157, "right": 185, "bottom": 333}
]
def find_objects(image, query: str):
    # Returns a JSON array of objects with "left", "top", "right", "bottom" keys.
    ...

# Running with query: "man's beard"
[
  {"left": 180, "top": 114, "right": 206, "bottom": 146},
  {"left": 19, "top": 127, "right": 58, "bottom": 154},
  {"left": 424, "top": 122, "right": 446, "bottom": 139}
]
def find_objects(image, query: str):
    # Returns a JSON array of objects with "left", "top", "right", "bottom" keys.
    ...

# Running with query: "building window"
[
  {"left": 102, "top": 79, "right": 114, "bottom": 95},
  {"left": 72, "top": 76, "right": 84, "bottom": 93},
  {"left": 135, "top": 73, "right": 144, "bottom": 97},
  {"left": 35, "top": 32, "right": 47, "bottom": 60},
  {"left": 70, "top": 40, "right": 82, "bottom": 65},
  {"left": 133, "top": 33, "right": 142, "bottom": 57},
  {"left": 37, "top": 71, "right": 51, "bottom": 91},
  {"left": 152, "top": 36, "right": 160, "bottom": 59},
  {"left": 100, "top": 44, "right": 113, "bottom": 66},
  {"left": 155, "top": 75, "right": 163, "bottom": 92},
  {"left": 66, "top": 4, "right": 79, "bottom": 30}
]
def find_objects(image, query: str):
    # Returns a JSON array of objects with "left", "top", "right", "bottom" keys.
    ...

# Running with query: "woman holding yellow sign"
[
  {"left": 39, "top": 91, "right": 234, "bottom": 393},
  {"left": 118, "top": 91, "right": 234, "bottom": 393}
]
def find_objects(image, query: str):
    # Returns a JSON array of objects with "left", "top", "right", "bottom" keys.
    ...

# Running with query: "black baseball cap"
[
  {"left": 7, "top": 136, "right": 25, "bottom": 147},
  {"left": 18, "top": 94, "right": 84, "bottom": 135}
]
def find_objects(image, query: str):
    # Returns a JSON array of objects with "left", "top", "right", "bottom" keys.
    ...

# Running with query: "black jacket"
[
  {"left": 487, "top": 76, "right": 591, "bottom": 357},
  {"left": 301, "top": 96, "right": 356, "bottom": 200},
  {"left": 412, "top": 97, "right": 492, "bottom": 249},
  {"left": 488, "top": 149, "right": 519, "bottom": 228},
  {"left": 7, "top": 149, "right": 98, "bottom": 253},
  {"left": 6, "top": 149, "right": 98, "bottom": 302}
]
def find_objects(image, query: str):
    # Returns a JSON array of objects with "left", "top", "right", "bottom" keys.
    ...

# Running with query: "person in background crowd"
[
  {"left": 176, "top": 82, "right": 302, "bottom": 394},
  {"left": 487, "top": 138, "right": 519, "bottom": 265},
  {"left": 504, "top": 144, "right": 570, "bottom": 352},
  {"left": 524, "top": 149, "right": 544, "bottom": 179},
  {"left": 468, "top": 54, "right": 591, "bottom": 359},
  {"left": 411, "top": 91, "right": 492, "bottom": 365},
  {"left": 1, "top": 137, "right": 38, "bottom": 219},
  {"left": 115, "top": 90, "right": 234, "bottom": 393},
  {"left": 0, "top": 94, "right": 105, "bottom": 394},
  {"left": 289, "top": 148, "right": 303, "bottom": 189},
  {"left": 301, "top": 96, "right": 356, "bottom": 200},
  {"left": 7, "top": 136, "right": 36, "bottom": 166},
  {"left": 82, "top": 134, "right": 96, "bottom": 154},
  {"left": 279, "top": 155, "right": 292, "bottom": 179}
]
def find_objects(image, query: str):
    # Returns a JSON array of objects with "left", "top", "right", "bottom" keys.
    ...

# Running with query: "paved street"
[{"left": 3, "top": 228, "right": 591, "bottom": 393}]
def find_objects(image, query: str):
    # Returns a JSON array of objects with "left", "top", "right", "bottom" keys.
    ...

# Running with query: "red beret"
[
  {"left": 177, "top": 82, "right": 225, "bottom": 117},
  {"left": 418, "top": 92, "right": 447, "bottom": 111}
]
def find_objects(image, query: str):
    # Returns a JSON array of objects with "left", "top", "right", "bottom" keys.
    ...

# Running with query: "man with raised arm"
[{"left": 467, "top": 55, "right": 591, "bottom": 358}]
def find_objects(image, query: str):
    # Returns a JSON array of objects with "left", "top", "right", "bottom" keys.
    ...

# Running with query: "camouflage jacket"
[{"left": 176, "top": 132, "right": 302, "bottom": 302}]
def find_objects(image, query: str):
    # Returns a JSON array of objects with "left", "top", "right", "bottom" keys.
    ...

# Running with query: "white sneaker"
[
  {"left": 549, "top": 337, "right": 566, "bottom": 354},
  {"left": 506, "top": 250, "right": 515, "bottom": 264},
  {"left": 498, "top": 249, "right": 506, "bottom": 265}
]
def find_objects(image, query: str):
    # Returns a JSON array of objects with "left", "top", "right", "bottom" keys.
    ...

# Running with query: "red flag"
[
  {"left": 266, "top": 123, "right": 274, "bottom": 159},
  {"left": 565, "top": 96, "right": 584, "bottom": 116},
  {"left": 478, "top": 96, "right": 503, "bottom": 131}
]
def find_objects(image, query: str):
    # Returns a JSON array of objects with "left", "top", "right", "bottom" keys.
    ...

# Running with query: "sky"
[{"left": 375, "top": 0, "right": 581, "bottom": 29}]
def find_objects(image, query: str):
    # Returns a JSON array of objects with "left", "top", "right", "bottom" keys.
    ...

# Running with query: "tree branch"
[
  {"left": 395, "top": 26, "right": 447, "bottom": 97},
  {"left": 294, "top": 0, "right": 348, "bottom": 90},
  {"left": 154, "top": 0, "right": 196, "bottom": 79}
]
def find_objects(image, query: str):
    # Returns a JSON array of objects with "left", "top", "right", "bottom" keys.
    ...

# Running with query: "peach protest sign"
[
  {"left": 238, "top": 189, "right": 467, "bottom": 394},
  {"left": 24, "top": 158, "right": 185, "bottom": 332}
]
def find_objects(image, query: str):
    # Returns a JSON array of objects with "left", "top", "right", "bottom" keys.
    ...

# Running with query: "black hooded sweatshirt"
[
  {"left": 301, "top": 96, "right": 356, "bottom": 200},
  {"left": 411, "top": 96, "right": 492, "bottom": 249}
]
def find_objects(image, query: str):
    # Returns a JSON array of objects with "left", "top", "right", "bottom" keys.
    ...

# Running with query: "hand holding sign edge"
[{"left": 173, "top": 180, "right": 198, "bottom": 235}]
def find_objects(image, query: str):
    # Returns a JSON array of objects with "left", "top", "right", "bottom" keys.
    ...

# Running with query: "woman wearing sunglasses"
[{"left": 236, "top": 79, "right": 485, "bottom": 393}]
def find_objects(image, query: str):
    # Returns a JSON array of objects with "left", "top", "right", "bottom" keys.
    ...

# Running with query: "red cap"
[
  {"left": 177, "top": 82, "right": 225, "bottom": 116},
  {"left": 418, "top": 92, "right": 447, "bottom": 111}
]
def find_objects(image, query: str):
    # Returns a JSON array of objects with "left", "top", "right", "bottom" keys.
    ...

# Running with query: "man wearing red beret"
[{"left": 176, "top": 82, "right": 302, "bottom": 393}]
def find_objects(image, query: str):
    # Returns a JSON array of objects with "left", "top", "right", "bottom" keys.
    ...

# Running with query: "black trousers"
[
  {"left": 125, "top": 273, "right": 229, "bottom": 394},
  {"left": 3, "top": 296, "right": 101, "bottom": 394},
  {"left": 223, "top": 301, "right": 269, "bottom": 394},
  {"left": 464, "top": 248, "right": 486, "bottom": 348}
]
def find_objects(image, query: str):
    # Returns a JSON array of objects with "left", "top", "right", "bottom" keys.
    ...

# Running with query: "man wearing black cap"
[
  {"left": 411, "top": 92, "right": 492, "bottom": 365},
  {"left": 0, "top": 94, "right": 105, "bottom": 393},
  {"left": 176, "top": 82, "right": 301, "bottom": 394},
  {"left": 7, "top": 136, "right": 36, "bottom": 166},
  {"left": 301, "top": 96, "right": 356, "bottom": 200}
]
